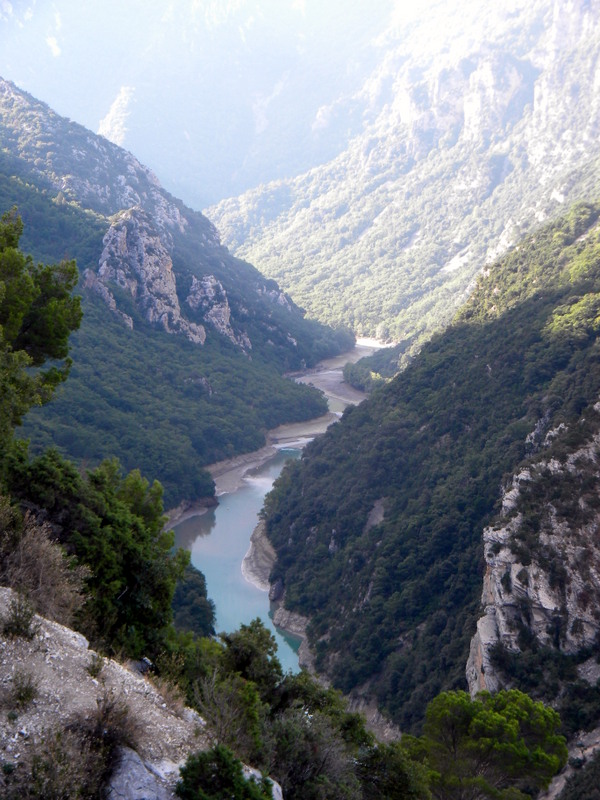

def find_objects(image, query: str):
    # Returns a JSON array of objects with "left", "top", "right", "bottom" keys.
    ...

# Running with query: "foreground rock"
[
  {"left": 106, "top": 747, "right": 171, "bottom": 800},
  {"left": 0, "top": 587, "right": 283, "bottom": 799},
  {"left": 0, "top": 588, "right": 205, "bottom": 797}
]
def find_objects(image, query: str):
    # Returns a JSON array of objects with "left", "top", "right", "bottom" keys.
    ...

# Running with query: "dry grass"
[
  {"left": 1, "top": 724, "right": 106, "bottom": 800},
  {"left": 1, "top": 592, "right": 39, "bottom": 639},
  {"left": 150, "top": 674, "right": 187, "bottom": 716},
  {"left": 0, "top": 510, "right": 89, "bottom": 627},
  {"left": 11, "top": 667, "right": 39, "bottom": 709}
]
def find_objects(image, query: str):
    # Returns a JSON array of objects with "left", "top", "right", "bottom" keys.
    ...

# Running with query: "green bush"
[
  {"left": 6, "top": 449, "right": 189, "bottom": 659},
  {"left": 176, "top": 745, "right": 272, "bottom": 800}
]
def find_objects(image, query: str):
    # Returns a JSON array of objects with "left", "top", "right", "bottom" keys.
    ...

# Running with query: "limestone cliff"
[{"left": 467, "top": 406, "right": 600, "bottom": 695}]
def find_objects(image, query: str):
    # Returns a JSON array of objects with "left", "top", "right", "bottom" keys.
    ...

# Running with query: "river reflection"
[{"left": 174, "top": 448, "right": 302, "bottom": 673}]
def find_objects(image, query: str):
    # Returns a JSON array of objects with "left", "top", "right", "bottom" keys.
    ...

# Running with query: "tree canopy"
[
  {"left": 6, "top": 446, "right": 189, "bottom": 658},
  {"left": 406, "top": 690, "right": 568, "bottom": 800},
  {"left": 0, "top": 207, "right": 81, "bottom": 456},
  {"left": 176, "top": 745, "right": 273, "bottom": 800}
]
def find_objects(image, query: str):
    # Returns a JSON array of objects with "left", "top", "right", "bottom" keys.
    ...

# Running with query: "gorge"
[
  {"left": 172, "top": 341, "right": 379, "bottom": 672},
  {"left": 3, "top": 2, "right": 600, "bottom": 796}
]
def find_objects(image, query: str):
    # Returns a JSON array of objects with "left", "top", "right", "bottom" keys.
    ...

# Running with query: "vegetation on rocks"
[
  {"left": 171, "top": 624, "right": 565, "bottom": 800},
  {"left": 176, "top": 745, "right": 273, "bottom": 800},
  {"left": 557, "top": 750, "right": 600, "bottom": 800}
]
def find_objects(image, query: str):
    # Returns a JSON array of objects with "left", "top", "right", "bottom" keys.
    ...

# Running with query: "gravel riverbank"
[{"left": 241, "top": 520, "right": 276, "bottom": 592}]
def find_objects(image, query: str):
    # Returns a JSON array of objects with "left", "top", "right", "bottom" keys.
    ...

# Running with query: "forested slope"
[
  {"left": 263, "top": 202, "right": 600, "bottom": 732},
  {"left": 0, "top": 80, "right": 351, "bottom": 505},
  {"left": 210, "top": 0, "right": 600, "bottom": 380}
]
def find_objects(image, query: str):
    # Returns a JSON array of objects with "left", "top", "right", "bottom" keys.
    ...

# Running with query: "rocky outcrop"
[
  {"left": 242, "top": 521, "right": 277, "bottom": 593},
  {"left": 0, "top": 77, "right": 325, "bottom": 362},
  {"left": 82, "top": 269, "right": 134, "bottom": 330},
  {"left": 467, "top": 421, "right": 600, "bottom": 695},
  {"left": 256, "top": 286, "right": 293, "bottom": 312},
  {"left": 0, "top": 587, "right": 283, "bottom": 800},
  {"left": 187, "top": 275, "right": 251, "bottom": 350},
  {"left": 0, "top": 587, "right": 206, "bottom": 798},
  {"left": 88, "top": 207, "right": 207, "bottom": 344},
  {"left": 271, "top": 605, "right": 316, "bottom": 673},
  {"left": 345, "top": 695, "right": 400, "bottom": 744},
  {"left": 363, "top": 498, "right": 385, "bottom": 534},
  {"left": 106, "top": 747, "right": 170, "bottom": 800}
]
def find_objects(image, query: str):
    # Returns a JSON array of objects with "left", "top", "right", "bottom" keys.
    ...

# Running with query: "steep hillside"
[
  {"left": 262, "top": 202, "right": 600, "bottom": 732},
  {"left": 0, "top": 587, "right": 206, "bottom": 799},
  {"left": 0, "top": 79, "right": 352, "bottom": 505},
  {"left": 209, "top": 0, "right": 600, "bottom": 370}
]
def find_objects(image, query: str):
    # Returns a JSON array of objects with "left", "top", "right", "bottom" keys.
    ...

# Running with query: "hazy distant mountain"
[
  {"left": 209, "top": 0, "right": 600, "bottom": 360},
  {"left": 8, "top": 0, "right": 599, "bottom": 371},
  {"left": 0, "top": 0, "right": 397, "bottom": 207},
  {"left": 0, "top": 78, "right": 349, "bottom": 504}
]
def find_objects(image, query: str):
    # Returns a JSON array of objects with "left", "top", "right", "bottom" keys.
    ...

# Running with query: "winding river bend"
[{"left": 173, "top": 340, "right": 382, "bottom": 672}]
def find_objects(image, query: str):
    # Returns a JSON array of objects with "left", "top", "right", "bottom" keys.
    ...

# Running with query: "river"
[{"left": 172, "top": 340, "right": 382, "bottom": 672}]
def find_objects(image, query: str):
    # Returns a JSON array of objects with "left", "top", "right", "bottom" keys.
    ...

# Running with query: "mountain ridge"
[
  {"left": 261, "top": 201, "right": 600, "bottom": 733},
  {"left": 0, "top": 77, "right": 351, "bottom": 505}
]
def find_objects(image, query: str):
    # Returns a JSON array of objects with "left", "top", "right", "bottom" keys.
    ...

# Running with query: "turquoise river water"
[{"left": 173, "top": 448, "right": 303, "bottom": 672}]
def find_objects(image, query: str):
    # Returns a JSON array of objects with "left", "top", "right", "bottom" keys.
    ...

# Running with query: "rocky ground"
[
  {"left": 0, "top": 587, "right": 206, "bottom": 798},
  {"left": 540, "top": 726, "right": 600, "bottom": 799}
]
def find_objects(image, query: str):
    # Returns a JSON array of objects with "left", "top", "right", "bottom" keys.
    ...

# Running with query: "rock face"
[
  {"left": 0, "top": 586, "right": 283, "bottom": 800},
  {"left": 106, "top": 747, "right": 170, "bottom": 800},
  {"left": 467, "top": 417, "right": 600, "bottom": 695},
  {"left": 89, "top": 206, "right": 206, "bottom": 344},
  {"left": 242, "top": 521, "right": 278, "bottom": 594},
  {"left": 272, "top": 605, "right": 315, "bottom": 673},
  {"left": 187, "top": 274, "right": 251, "bottom": 349}
]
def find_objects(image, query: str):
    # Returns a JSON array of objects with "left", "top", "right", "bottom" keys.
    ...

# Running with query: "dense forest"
[{"left": 263, "top": 202, "right": 600, "bottom": 734}]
